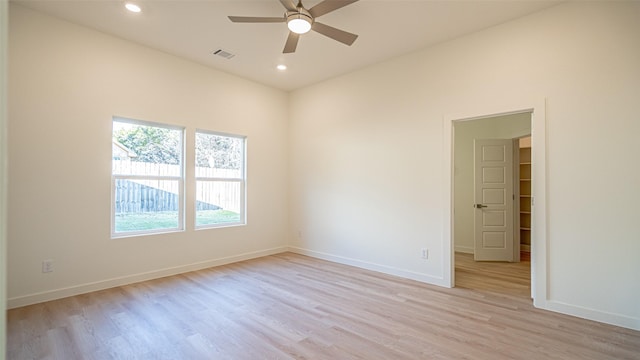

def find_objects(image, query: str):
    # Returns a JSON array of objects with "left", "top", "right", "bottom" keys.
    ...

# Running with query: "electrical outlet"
[
  {"left": 42, "top": 259, "right": 54, "bottom": 273},
  {"left": 421, "top": 248, "right": 429, "bottom": 260}
]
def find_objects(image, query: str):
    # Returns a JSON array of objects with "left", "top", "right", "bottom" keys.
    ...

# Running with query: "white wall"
[
  {"left": 453, "top": 113, "right": 531, "bottom": 253},
  {"left": 7, "top": 5, "right": 289, "bottom": 307},
  {"left": 1, "top": 1, "right": 8, "bottom": 357},
  {"left": 289, "top": 1, "right": 640, "bottom": 330}
]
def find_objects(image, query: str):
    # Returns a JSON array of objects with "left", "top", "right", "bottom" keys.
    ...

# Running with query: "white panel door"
[{"left": 474, "top": 139, "right": 514, "bottom": 261}]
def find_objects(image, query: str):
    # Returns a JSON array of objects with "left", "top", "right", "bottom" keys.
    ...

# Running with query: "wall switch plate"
[
  {"left": 421, "top": 248, "right": 429, "bottom": 260},
  {"left": 42, "top": 259, "right": 54, "bottom": 273}
]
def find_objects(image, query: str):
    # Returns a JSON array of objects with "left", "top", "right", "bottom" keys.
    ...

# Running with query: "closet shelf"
[{"left": 519, "top": 144, "right": 532, "bottom": 250}]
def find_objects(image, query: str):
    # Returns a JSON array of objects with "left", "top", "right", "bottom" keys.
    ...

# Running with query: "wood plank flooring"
[
  {"left": 455, "top": 251, "right": 531, "bottom": 299},
  {"left": 7, "top": 252, "right": 640, "bottom": 359}
]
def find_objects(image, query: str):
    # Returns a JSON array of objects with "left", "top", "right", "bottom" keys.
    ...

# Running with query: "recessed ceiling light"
[
  {"left": 125, "top": 3, "right": 141, "bottom": 13},
  {"left": 277, "top": 64, "right": 287, "bottom": 71}
]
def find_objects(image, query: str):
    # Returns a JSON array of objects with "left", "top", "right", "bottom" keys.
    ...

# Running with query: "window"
[
  {"left": 195, "top": 131, "right": 245, "bottom": 228},
  {"left": 112, "top": 118, "right": 184, "bottom": 237}
]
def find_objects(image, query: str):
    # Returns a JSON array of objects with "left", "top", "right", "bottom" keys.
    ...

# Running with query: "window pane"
[
  {"left": 114, "top": 179, "right": 180, "bottom": 232},
  {"left": 196, "top": 181, "right": 241, "bottom": 226},
  {"left": 195, "top": 132, "right": 243, "bottom": 178},
  {"left": 113, "top": 121, "right": 182, "bottom": 176}
]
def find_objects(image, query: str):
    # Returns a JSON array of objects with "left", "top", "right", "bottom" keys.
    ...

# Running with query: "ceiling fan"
[{"left": 228, "top": 0, "right": 359, "bottom": 54}]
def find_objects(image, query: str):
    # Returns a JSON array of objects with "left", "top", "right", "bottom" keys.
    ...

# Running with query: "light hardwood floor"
[
  {"left": 7, "top": 252, "right": 640, "bottom": 359},
  {"left": 455, "top": 251, "right": 531, "bottom": 299}
]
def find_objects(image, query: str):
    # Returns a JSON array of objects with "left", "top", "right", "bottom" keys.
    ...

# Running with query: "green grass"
[
  {"left": 115, "top": 210, "right": 240, "bottom": 232},
  {"left": 196, "top": 209, "right": 241, "bottom": 226},
  {"left": 115, "top": 211, "right": 179, "bottom": 232}
]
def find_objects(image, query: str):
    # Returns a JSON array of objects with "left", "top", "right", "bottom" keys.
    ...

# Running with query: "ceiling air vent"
[{"left": 213, "top": 49, "right": 235, "bottom": 60}]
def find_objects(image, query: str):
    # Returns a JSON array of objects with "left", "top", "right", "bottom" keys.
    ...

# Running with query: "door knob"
[{"left": 474, "top": 204, "right": 487, "bottom": 209}]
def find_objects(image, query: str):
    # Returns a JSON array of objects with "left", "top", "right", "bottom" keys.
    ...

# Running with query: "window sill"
[
  {"left": 195, "top": 222, "right": 246, "bottom": 231},
  {"left": 111, "top": 228, "right": 185, "bottom": 239}
]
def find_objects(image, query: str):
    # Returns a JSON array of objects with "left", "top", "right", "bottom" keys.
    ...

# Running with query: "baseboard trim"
[
  {"left": 11, "top": 246, "right": 637, "bottom": 332},
  {"left": 7, "top": 246, "right": 288, "bottom": 309},
  {"left": 288, "top": 246, "right": 448, "bottom": 287},
  {"left": 543, "top": 300, "right": 639, "bottom": 331},
  {"left": 454, "top": 245, "right": 474, "bottom": 254}
]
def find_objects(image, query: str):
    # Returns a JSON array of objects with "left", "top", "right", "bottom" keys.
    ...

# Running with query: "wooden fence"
[
  {"left": 114, "top": 179, "right": 183, "bottom": 213},
  {"left": 113, "top": 160, "right": 241, "bottom": 178},
  {"left": 113, "top": 160, "right": 241, "bottom": 214}
]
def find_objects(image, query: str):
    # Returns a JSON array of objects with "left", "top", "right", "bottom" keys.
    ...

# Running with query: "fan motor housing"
[{"left": 285, "top": 8, "right": 313, "bottom": 25}]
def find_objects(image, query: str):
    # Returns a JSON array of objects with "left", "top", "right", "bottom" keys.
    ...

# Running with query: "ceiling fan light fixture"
[
  {"left": 288, "top": 18, "right": 311, "bottom": 34},
  {"left": 124, "top": 3, "right": 141, "bottom": 13},
  {"left": 286, "top": 10, "right": 312, "bottom": 34},
  {"left": 228, "top": 0, "right": 360, "bottom": 54}
]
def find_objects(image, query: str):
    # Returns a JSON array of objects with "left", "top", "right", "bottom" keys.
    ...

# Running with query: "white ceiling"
[{"left": 13, "top": 0, "right": 561, "bottom": 91}]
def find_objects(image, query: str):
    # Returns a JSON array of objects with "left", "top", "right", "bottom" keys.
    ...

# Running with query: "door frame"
[{"left": 442, "top": 99, "right": 547, "bottom": 307}]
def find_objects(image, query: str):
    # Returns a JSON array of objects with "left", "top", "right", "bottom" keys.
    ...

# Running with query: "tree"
[
  {"left": 195, "top": 133, "right": 242, "bottom": 170},
  {"left": 113, "top": 124, "right": 180, "bottom": 164},
  {"left": 113, "top": 123, "right": 242, "bottom": 169}
]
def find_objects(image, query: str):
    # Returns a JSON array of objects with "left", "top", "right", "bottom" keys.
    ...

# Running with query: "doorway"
[
  {"left": 453, "top": 114, "right": 530, "bottom": 261},
  {"left": 442, "top": 100, "right": 548, "bottom": 306},
  {"left": 452, "top": 114, "right": 531, "bottom": 294}
]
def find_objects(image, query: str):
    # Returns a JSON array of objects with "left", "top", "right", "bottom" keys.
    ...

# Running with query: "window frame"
[
  {"left": 111, "top": 117, "right": 185, "bottom": 238},
  {"left": 194, "top": 129, "right": 247, "bottom": 230}
]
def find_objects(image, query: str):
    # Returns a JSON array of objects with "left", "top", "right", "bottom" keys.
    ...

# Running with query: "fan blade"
[
  {"left": 311, "top": 22, "right": 358, "bottom": 46},
  {"left": 279, "top": 0, "right": 297, "bottom": 12},
  {"left": 308, "top": 0, "right": 359, "bottom": 18},
  {"left": 283, "top": 32, "right": 300, "bottom": 53},
  {"left": 228, "top": 16, "right": 285, "bottom": 23}
]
